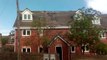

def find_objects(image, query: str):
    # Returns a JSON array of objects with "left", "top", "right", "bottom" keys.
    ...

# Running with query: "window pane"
[
  {"left": 86, "top": 46, "right": 89, "bottom": 51},
  {"left": 27, "top": 30, "right": 30, "bottom": 35},
  {"left": 23, "top": 48, "right": 26, "bottom": 53},
  {"left": 28, "top": 15, "right": 31, "bottom": 19},
  {"left": 23, "top": 30, "right": 26, "bottom": 35},
  {"left": 81, "top": 46, "right": 85, "bottom": 51},
  {"left": 72, "top": 46, "right": 74, "bottom": 51},
  {"left": 24, "top": 14, "right": 27, "bottom": 19},
  {"left": 27, "top": 48, "right": 30, "bottom": 53},
  {"left": 40, "top": 47, "right": 43, "bottom": 53}
]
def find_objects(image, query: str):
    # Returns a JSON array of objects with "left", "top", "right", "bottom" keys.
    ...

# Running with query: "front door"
[{"left": 56, "top": 47, "right": 62, "bottom": 60}]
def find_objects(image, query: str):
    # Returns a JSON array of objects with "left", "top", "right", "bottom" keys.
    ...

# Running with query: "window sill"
[
  {"left": 22, "top": 35, "right": 31, "bottom": 36},
  {"left": 100, "top": 37, "right": 106, "bottom": 39},
  {"left": 71, "top": 51, "right": 75, "bottom": 53}
]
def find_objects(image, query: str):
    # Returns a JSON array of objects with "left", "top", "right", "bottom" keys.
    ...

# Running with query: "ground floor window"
[
  {"left": 82, "top": 45, "right": 89, "bottom": 52},
  {"left": 71, "top": 46, "right": 75, "bottom": 53},
  {"left": 38, "top": 45, "right": 43, "bottom": 53},
  {"left": 22, "top": 46, "right": 31, "bottom": 53}
]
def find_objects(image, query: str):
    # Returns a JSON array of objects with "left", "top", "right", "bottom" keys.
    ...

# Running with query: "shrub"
[{"left": 95, "top": 42, "right": 107, "bottom": 55}]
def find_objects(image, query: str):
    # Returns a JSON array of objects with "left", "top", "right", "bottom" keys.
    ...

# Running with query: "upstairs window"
[
  {"left": 100, "top": 31, "right": 106, "bottom": 38},
  {"left": 21, "top": 9, "right": 33, "bottom": 20},
  {"left": 22, "top": 47, "right": 31, "bottom": 53},
  {"left": 22, "top": 30, "right": 31, "bottom": 36},
  {"left": 22, "top": 48, "right": 26, "bottom": 53},
  {"left": 27, "top": 48, "right": 31, "bottom": 53},
  {"left": 92, "top": 16, "right": 101, "bottom": 25},
  {"left": 92, "top": 19, "right": 100, "bottom": 25},
  {"left": 23, "top": 14, "right": 32, "bottom": 20}
]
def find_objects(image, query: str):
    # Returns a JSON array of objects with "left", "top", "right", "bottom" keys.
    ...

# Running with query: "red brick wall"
[
  {"left": 48, "top": 37, "right": 69, "bottom": 60},
  {"left": 15, "top": 29, "right": 69, "bottom": 53}
]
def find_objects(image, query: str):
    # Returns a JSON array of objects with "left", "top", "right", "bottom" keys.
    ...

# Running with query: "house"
[
  {"left": 8, "top": 30, "right": 15, "bottom": 44},
  {"left": 13, "top": 8, "right": 107, "bottom": 60},
  {"left": 0, "top": 32, "right": 14, "bottom": 52}
]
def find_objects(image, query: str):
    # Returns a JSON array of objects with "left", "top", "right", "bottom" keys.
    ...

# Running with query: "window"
[
  {"left": 92, "top": 20, "right": 100, "bottom": 25},
  {"left": 82, "top": 45, "right": 89, "bottom": 52},
  {"left": 100, "top": 31, "right": 106, "bottom": 38},
  {"left": 71, "top": 46, "right": 75, "bottom": 53},
  {"left": 22, "top": 47, "right": 31, "bottom": 53},
  {"left": 92, "top": 16, "right": 101, "bottom": 25},
  {"left": 22, "top": 48, "right": 26, "bottom": 53},
  {"left": 40, "top": 47, "right": 43, "bottom": 53},
  {"left": 22, "top": 30, "right": 31, "bottom": 36},
  {"left": 24, "top": 14, "right": 27, "bottom": 19},
  {"left": 28, "top": 14, "right": 31, "bottom": 19},
  {"left": 22, "top": 9, "right": 33, "bottom": 20},
  {"left": 23, "top": 14, "right": 32, "bottom": 20},
  {"left": 86, "top": 45, "right": 89, "bottom": 51},
  {"left": 27, "top": 48, "right": 31, "bottom": 53},
  {"left": 39, "top": 30, "right": 43, "bottom": 37},
  {"left": 38, "top": 46, "right": 43, "bottom": 53}
]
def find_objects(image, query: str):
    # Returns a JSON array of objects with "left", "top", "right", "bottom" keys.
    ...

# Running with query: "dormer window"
[
  {"left": 21, "top": 8, "right": 33, "bottom": 21},
  {"left": 92, "top": 15, "right": 101, "bottom": 25},
  {"left": 23, "top": 14, "right": 32, "bottom": 20},
  {"left": 100, "top": 30, "right": 106, "bottom": 38}
]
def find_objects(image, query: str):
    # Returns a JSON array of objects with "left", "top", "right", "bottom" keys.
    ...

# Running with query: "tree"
[
  {"left": 41, "top": 36, "right": 50, "bottom": 53},
  {"left": 1, "top": 37, "right": 8, "bottom": 46},
  {"left": 32, "top": 16, "right": 47, "bottom": 37},
  {"left": 69, "top": 8, "right": 101, "bottom": 54},
  {"left": 1, "top": 37, "right": 9, "bottom": 52},
  {"left": 32, "top": 16, "right": 50, "bottom": 53}
]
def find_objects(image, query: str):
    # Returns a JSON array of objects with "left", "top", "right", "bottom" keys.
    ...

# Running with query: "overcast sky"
[{"left": 0, "top": 0, "right": 107, "bottom": 35}]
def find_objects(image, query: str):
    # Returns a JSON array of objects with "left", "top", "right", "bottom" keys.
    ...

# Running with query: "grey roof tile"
[{"left": 14, "top": 11, "right": 107, "bottom": 29}]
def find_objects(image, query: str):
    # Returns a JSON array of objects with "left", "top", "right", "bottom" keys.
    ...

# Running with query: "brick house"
[{"left": 13, "top": 8, "right": 107, "bottom": 60}]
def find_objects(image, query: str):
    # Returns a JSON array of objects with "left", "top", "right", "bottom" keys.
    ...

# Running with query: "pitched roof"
[
  {"left": 13, "top": 11, "right": 75, "bottom": 27},
  {"left": 48, "top": 35, "right": 70, "bottom": 47},
  {"left": 13, "top": 9, "right": 107, "bottom": 29}
]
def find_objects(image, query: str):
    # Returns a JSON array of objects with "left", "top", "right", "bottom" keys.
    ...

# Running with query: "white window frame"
[
  {"left": 22, "top": 46, "right": 31, "bottom": 53},
  {"left": 92, "top": 19, "right": 100, "bottom": 25},
  {"left": 22, "top": 14, "right": 32, "bottom": 20},
  {"left": 100, "top": 31, "right": 106, "bottom": 38},
  {"left": 92, "top": 16, "right": 101, "bottom": 25},
  {"left": 22, "top": 29, "right": 31, "bottom": 36},
  {"left": 39, "top": 29, "right": 43, "bottom": 37},
  {"left": 71, "top": 46, "right": 76, "bottom": 53},
  {"left": 82, "top": 44, "right": 89, "bottom": 53}
]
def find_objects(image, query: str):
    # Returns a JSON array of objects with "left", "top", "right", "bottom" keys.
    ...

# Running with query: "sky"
[{"left": 0, "top": 0, "right": 107, "bottom": 35}]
